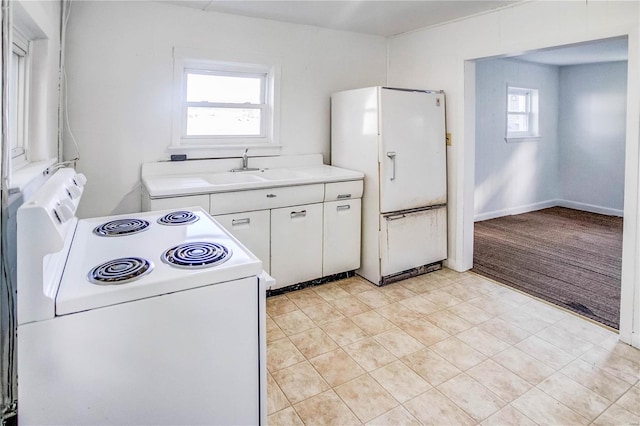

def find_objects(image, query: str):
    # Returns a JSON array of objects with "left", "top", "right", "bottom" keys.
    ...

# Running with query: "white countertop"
[{"left": 143, "top": 164, "right": 364, "bottom": 198}]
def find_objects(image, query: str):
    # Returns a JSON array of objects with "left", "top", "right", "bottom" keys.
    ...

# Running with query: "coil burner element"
[
  {"left": 162, "top": 242, "right": 232, "bottom": 269},
  {"left": 88, "top": 257, "right": 154, "bottom": 285},
  {"left": 157, "top": 210, "right": 200, "bottom": 226},
  {"left": 93, "top": 218, "right": 150, "bottom": 237}
]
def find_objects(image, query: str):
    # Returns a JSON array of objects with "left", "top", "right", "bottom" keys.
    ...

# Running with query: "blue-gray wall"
[
  {"left": 474, "top": 58, "right": 560, "bottom": 220},
  {"left": 475, "top": 58, "right": 627, "bottom": 220},
  {"left": 559, "top": 61, "right": 627, "bottom": 213}
]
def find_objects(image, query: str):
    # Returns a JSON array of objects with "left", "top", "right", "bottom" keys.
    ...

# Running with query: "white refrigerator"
[{"left": 331, "top": 87, "right": 447, "bottom": 285}]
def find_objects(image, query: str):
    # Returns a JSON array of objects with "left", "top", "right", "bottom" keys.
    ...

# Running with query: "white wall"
[
  {"left": 559, "top": 61, "right": 627, "bottom": 215},
  {"left": 387, "top": 0, "right": 639, "bottom": 345},
  {"left": 64, "top": 1, "right": 387, "bottom": 218},
  {"left": 475, "top": 59, "right": 560, "bottom": 220}
]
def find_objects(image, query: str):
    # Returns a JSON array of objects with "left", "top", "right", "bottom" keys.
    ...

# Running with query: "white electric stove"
[{"left": 16, "top": 168, "right": 268, "bottom": 425}]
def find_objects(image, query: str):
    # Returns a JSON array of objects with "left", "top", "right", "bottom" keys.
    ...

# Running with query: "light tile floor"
[{"left": 266, "top": 269, "right": 640, "bottom": 425}]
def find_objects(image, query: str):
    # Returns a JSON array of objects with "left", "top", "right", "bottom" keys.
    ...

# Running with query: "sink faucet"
[
  {"left": 231, "top": 148, "right": 260, "bottom": 172},
  {"left": 242, "top": 148, "right": 250, "bottom": 169}
]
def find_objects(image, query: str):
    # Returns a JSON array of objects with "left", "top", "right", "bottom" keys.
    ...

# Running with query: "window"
[
  {"left": 9, "top": 31, "right": 29, "bottom": 162},
  {"left": 506, "top": 85, "right": 539, "bottom": 141},
  {"left": 184, "top": 70, "right": 266, "bottom": 137},
  {"left": 173, "top": 56, "right": 278, "bottom": 149}
]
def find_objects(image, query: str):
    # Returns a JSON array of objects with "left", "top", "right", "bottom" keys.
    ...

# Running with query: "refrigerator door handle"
[{"left": 386, "top": 151, "right": 397, "bottom": 181}]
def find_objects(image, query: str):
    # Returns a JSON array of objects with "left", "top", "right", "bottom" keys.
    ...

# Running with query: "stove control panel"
[{"left": 17, "top": 167, "right": 86, "bottom": 324}]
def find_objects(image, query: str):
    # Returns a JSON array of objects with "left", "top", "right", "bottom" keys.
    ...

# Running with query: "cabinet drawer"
[
  {"left": 147, "top": 194, "right": 210, "bottom": 211},
  {"left": 324, "top": 180, "right": 363, "bottom": 202},
  {"left": 210, "top": 184, "right": 324, "bottom": 215},
  {"left": 380, "top": 206, "right": 447, "bottom": 277},
  {"left": 214, "top": 210, "right": 271, "bottom": 274}
]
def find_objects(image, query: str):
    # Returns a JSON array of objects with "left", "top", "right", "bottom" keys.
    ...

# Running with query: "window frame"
[
  {"left": 172, "top": 55, "right": 279, "bottom": 151},
  {"left": 505, "top": 85, "right": 540, "bottom": 142},
  {"left": 9, "top": 30, "right": 30, "bottom": 164}
]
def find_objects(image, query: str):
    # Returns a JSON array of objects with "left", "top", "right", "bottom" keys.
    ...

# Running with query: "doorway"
[{"left": 469, "top": 37, "right": 628, "bottom": 329}]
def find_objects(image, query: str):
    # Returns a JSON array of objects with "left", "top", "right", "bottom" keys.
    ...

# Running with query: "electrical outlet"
[{"left": 446, "top": 133, "right": 452, "bottom": 146}]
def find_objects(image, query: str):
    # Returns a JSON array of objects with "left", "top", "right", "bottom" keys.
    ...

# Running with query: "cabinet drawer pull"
[
  {"left": 231, "top": 218, "right": 250, "bottom": 226},
  {"left": 337, "top": 194, "right": 352, "bottom": 199},
  {"left": 290, "top": 210, "right": 307, "bottom": 218},
  {"left": 337, "top": 205, "right": 351, "bottom": 211},
  {"left": 266, "top": 194, "right": 277, "bottom": 198}
]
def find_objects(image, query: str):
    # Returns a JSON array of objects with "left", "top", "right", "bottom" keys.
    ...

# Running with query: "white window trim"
[
  {"left": 505, "top": 84, "right": 540, "bottom": 143},
  {"left": 171, "top": 50, "right": 281, "bottom": 156},
  {"left": 10, "top": 29, "right": 30, "bottom": 167}
]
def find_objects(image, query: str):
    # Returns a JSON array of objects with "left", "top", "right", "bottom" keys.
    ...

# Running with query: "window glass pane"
[
  {"left": 9, "top": 51, "right": 19, "bottom": 150},
  {"left": 186, "top": 73, "right": 262, "bottom": 104},
  {"left": 508, "top": 93, "right": 528, "bottom": 113},
  {"left": 187, "top": 107, "right": 261, "bottom": 136},
  {"left": 507, "top": 114, "right": 528, "bottom": 132}
]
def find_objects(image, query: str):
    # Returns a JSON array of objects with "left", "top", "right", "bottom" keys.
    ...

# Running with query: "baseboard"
[
  {"left": 443, "top": 257, "right": 470, "bottom": 272},
  {"left": 474, "top": 200, "right": 556, "bottom": 222},
  {"left": 557, "top": 199, "right": 623, "bottom": 217},
  {"left": 475, "top": 199, "right": 623, "bottom": 222},
  {"left": 618, "top": 329, "right": 640, "bottom": 349}
]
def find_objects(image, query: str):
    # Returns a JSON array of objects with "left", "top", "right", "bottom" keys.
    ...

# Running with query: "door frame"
[{"left": 460, "top": 32, "right": 640, "bottom": 347}]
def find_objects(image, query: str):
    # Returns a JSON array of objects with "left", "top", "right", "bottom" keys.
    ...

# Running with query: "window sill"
[
  {"left": 9, "top": 158, "right": 57, "bottom": 200},
  {"left": 505, "top": 136, "right": 541, "bottom": 143},
  {"left": 167, "top": 144, "right": 282, "bottom": 160}
]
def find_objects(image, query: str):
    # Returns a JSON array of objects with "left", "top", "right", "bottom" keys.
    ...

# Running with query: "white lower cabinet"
[
  {"left": 270, "top": 203, "right": 323, "bottom": 289},
  {"left": 214, "top": 210, "right": 271, "bottom": 274},
  {"left": 323, "top": 199, "right": 361, "bottom": 276},
  {"left": 146, "top": 179, "right": 363, "bottom": 290}
]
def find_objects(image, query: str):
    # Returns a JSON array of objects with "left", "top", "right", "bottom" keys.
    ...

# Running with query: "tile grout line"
[{"left": 268, "top": 271, "right": 638, "bottom": 425}]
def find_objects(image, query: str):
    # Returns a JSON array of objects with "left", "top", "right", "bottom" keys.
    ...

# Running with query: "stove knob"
[
  {"left": 66, "top": 185, "right": 82, "bottom": 200},
  {"left": 53, "top": 201, "right": 75, "bottom": 223},
  {"left": 73, "top": 173, "right": 87, "bottom": 187}
]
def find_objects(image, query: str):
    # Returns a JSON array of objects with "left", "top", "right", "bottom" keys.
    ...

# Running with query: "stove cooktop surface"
[{"left": 55, "top": 207, "right": 262, "bottom": 315}]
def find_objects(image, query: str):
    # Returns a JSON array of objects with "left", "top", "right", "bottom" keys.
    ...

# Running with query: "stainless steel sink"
[
  {"left": 248, "top": 168, "right": 311, "bottom": 181},
  {"left": 204, "top": 172, "right": 266, "bottom": 185}
]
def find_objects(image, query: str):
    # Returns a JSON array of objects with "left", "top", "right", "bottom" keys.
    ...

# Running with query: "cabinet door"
[
  {"left": 323, "top": 199, "right": 361, "bottom": 276},
  {"left": 214, "top": 210, "right": 271, "bottom": 274},
  {"left": 270, "top": 203, "right": 323, "bottom": 289},
  {"left": 380, "top": 206, "right": 447, "bottom": 277}
]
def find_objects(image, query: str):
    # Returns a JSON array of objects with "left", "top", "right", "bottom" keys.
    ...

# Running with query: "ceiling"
[
  {"left": 162, "top": 0, "right": 520, "bottom": 37},
  {"left": 161, "top": 1, "right": 628, "bottom": 64},
  {"left": 513, "top": 37, "right": 629, "bottom": 66}
]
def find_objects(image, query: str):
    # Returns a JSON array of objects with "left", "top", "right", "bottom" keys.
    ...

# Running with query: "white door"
[
  {"left": 271, "top": 203, "right": 323, "bottom": 288},
  {"left": 380, "top": 206, "right": 447, "bottom": 277},
  {"left": 323, "top": 199, "right": 361, "bottom": 276},
  {"left": 379, "top": 89, "right": 447, "bottom": 213},
  {"left": 214, "top": 210, "right": 271, "bottom": 274}
]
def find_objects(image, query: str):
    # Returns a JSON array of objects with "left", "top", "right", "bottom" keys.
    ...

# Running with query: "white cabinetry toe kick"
[{"left": 380, "top": 262, "right": 442, "bottom": 286}]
